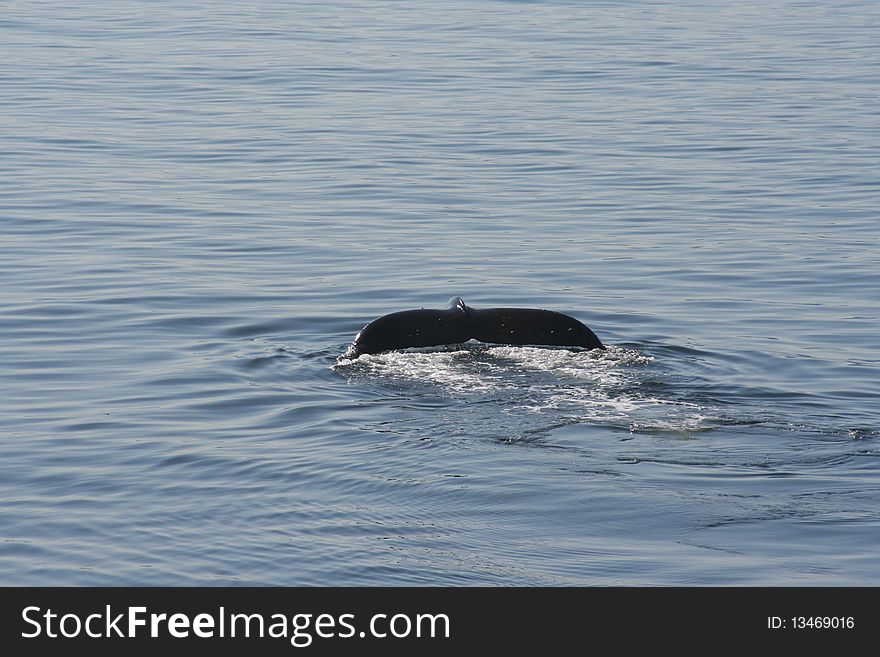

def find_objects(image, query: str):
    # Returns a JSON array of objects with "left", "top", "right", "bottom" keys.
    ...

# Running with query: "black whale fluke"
[{"left": 344, "top": 297, "right": 604, "bottom": 358}]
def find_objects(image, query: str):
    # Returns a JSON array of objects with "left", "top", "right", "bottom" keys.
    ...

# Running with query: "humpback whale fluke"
[{"left": 344, "top": 297, "right": 604, "bottom": 358}]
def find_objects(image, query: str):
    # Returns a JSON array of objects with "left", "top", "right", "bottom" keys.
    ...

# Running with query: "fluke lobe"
[{"left": 344, "top": 297, "right": 604, "bottom": 358}]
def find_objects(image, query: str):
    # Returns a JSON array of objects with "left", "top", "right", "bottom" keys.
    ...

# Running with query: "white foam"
[
  {"left": 335, "top": 344, "right": 710, "bottom": 433},
  {"left": 341, "top": 348, "right": 500, "bottom": 392}
]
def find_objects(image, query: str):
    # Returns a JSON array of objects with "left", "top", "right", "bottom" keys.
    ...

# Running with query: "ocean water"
[{"left": 1, "top": 0, "right": 878, "bottom": 585}]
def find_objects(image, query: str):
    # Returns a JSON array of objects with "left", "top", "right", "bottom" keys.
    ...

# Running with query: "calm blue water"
[{"left": 1, "top": 0, "right": 878, "bottom": 585}]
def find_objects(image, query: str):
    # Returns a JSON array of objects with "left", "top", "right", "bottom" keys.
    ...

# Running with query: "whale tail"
[{"left": 345, "top": 298, "right": 604, "bottom": 358}]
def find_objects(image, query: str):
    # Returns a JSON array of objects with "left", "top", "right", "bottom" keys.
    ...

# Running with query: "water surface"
[{"left": 1, "top": 0, "right": 878, "bottom": 585}]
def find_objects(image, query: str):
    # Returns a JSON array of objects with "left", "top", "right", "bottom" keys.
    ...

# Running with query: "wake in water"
[{"left": 335, "top": 343, "right": 720, "bottom": 436}]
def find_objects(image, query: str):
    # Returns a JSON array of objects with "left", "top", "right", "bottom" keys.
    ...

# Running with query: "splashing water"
[{"left": 335, "top": 343, "right": 725, "bottom": 436}]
